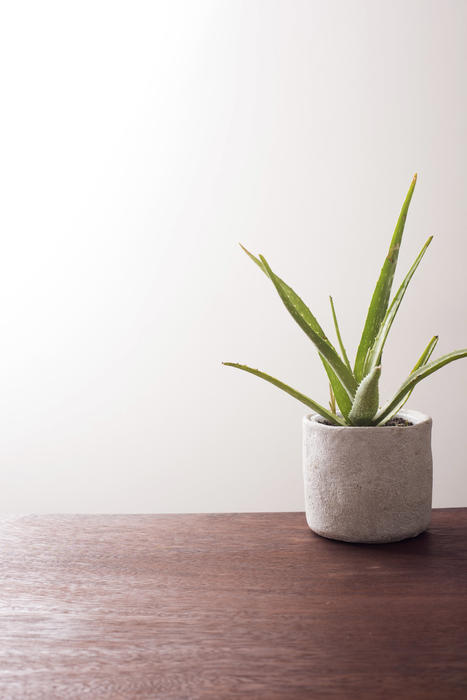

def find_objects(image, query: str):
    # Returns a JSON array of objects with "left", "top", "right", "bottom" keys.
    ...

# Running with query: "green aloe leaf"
[
  {"left": 374, "top": 348, "right": 467, "bottom": 425},
  {"left": 259, "top": 255, "right": 358, "bottom": 398},
  {"left": 329, "top": 296, "right": 351, "bottom": 371},
  {"left": 239, "top": 243, "right": 268, "bottom": 274},
  {"left": 348, "top": 366, "right": 381, "bottom": 426},
  {"left": 411, "top": 335, "right": 439, "bottom": 371},
  {"left": 364, "top": 236, "right": 433, "bottom": 374},
  {"left": 376, "top": 335, "right": 439, "bottom": 424},
  {"left": 354, "top": 174, "right": 417, "bottom": 381},
  {"left": 329, "top": 382, "right": 336, "bottom": 414},
  {"left": 222, "top": 362, "right": 346, "bottom": 425},
  {"left": 239, "top": 245, "right": 330, "bottom": 340},
  {"left": 322, "top": 361, "right": 352, "bottom": 418},
  {"left": 240, "top": 244, "right": 353, "bottom": 416}
]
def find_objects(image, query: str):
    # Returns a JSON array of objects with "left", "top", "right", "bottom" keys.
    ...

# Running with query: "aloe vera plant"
[{"left": 223, "top": 175, "right": 467, "bottom": 426}]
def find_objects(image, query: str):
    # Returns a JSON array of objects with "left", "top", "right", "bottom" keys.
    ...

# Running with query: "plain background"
[{"left": 0, "top": 0, "right": 465, "bottom": 512}]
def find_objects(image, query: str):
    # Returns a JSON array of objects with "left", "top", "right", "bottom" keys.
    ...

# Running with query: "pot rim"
[{"left": 304, "top": 408, "right": 432, "bottom": 430}]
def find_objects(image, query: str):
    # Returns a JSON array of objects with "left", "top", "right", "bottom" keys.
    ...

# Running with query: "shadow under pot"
[{"left": 302, "top": 409, "right": 433, "bottom": 544}]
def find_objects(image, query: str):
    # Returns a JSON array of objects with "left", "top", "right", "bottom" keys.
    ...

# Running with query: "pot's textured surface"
[{"left": 303, "top": 410, "right": 433, "bottom": 543}]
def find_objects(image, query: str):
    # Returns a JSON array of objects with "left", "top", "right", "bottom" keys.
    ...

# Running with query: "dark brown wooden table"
[{"left": 0, "top": 509, "right": 465, "bottom": 699}]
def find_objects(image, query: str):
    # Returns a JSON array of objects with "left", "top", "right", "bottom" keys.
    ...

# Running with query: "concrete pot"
[{"left": 302, "top": 409, "right": 433, "bottom": 543}]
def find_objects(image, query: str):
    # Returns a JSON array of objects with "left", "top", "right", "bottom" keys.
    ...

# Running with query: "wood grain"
[{"left": 0, "top": 510, "right": 465, "bottom": 699}]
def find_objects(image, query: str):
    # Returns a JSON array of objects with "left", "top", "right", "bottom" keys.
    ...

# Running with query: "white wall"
[{"left": 0, "top": 0, "right": 465, "bottom": 512}]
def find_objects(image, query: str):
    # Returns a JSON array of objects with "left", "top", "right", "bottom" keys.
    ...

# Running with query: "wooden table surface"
[{"left": 0, "top": 509, "right": 466, "bottom": 699}]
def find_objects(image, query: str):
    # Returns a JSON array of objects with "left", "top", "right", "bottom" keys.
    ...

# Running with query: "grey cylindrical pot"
[{"left": 303, "top": 409, "right": 433, "bottom": 543}]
